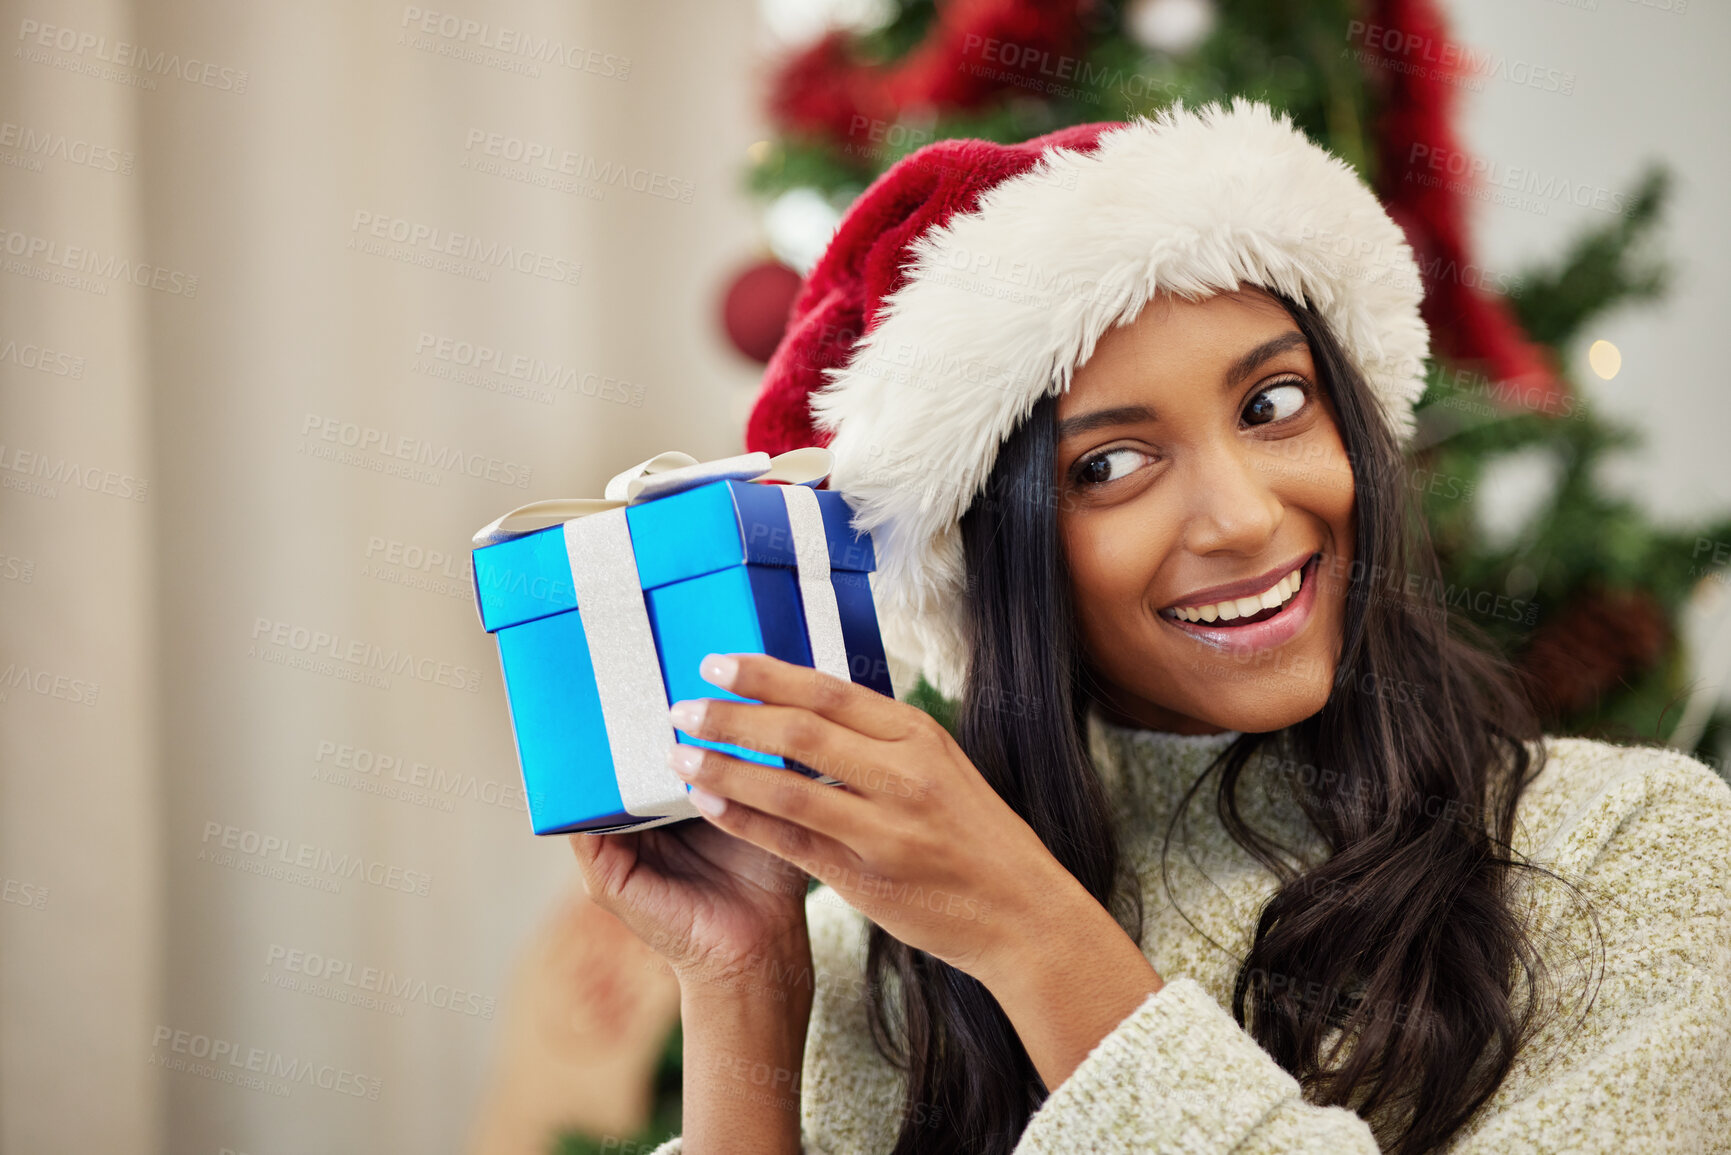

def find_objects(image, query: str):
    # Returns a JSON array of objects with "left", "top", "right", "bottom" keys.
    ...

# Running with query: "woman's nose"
[{"left": 1178, "top": 440, "right": 1284, "bottom": 558}]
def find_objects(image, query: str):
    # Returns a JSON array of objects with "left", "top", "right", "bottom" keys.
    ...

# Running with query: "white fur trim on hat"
[{"left": 809, "top": 98, "right": 1430, "bottom": 701}]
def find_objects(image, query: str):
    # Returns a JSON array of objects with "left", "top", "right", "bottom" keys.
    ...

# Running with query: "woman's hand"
[
  {"left": 567, "top": 804, "right": 811, "bottom": 997},
  {"left": 569, "top": 776, "right": 817, "bottom": 1155},
  {"left": 662, "top": 652, "right": 1082, "bottom": 987}
]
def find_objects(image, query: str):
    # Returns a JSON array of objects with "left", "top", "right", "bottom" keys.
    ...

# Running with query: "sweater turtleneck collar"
[
  {"left": 1084, "top": 705, "right": 1235, "bottom": 834},
  {"left": 1082, "top": 705, "right": 1318, "bottom": 852}
]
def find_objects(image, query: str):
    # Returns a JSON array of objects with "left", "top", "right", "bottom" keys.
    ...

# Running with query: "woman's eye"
[
  {"left": 1244, "top": 381, "right": 1308, "bottom": 426},
  {"left": 1075, "top": 447, "right": 1151, "bottom": 487}
]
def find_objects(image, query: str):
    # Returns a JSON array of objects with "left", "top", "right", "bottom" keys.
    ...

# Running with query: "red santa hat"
[{"left": 746, "top": 98, "right": 1430, "bottom": 701}]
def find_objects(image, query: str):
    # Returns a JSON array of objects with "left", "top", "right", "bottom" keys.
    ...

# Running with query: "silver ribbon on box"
[{"left": 472, "top": 447, "right": 851, "bottom": 825}]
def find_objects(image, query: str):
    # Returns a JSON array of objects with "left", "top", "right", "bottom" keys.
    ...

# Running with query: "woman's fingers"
[
  {"left": 671, "top": 743, "right": 867, "bottom": 844},
  {"left": 681, "top": 785, "right": 856, "bottom": 884},
  {"left": 697, "top": 652, "right": 911, "bottom": 740},
  {"left": 670, "top": 694, "right": 874, "bottom": 787},
  {"left": 566, "top": 831, "right": 635, "bottom": 907},
  {"left": 670, "top": 692, "right": 940, "bottom": 807},
  {"left": 567, "top": 831, "right": 602, "bottom": 869}
]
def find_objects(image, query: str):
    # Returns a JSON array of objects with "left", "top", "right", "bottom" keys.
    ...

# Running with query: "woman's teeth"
[{"left": 1163, "top": 563, "right": 1303, "bottom": 624}]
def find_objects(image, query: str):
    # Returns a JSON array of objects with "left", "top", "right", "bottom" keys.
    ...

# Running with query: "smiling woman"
[
  {"left": 569, "top": 101, "right": 1731, "bottom": 1155},
  {"left": 913, "top": 277, "right": 1566, "bottom": 1154}
]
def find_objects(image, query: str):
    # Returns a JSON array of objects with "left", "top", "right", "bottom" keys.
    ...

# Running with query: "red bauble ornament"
[{"left": 720, "top": 259, "right": 803, "bottom": 364}]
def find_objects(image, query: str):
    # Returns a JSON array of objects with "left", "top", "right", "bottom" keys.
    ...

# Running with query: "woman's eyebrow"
[
  {"left": 1225, "top": 331, "right": 1309, "bottom": 389},
  {"left": 1056, "top": 331, "right": 1311, "bottom": 442},
  {"left": 1055, "top": 404, "right": 1156, "bottom": 441}
]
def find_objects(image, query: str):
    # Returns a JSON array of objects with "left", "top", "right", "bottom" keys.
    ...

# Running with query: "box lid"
[{"left": 472, "top": 478, "right": 874, "bottom": 633}]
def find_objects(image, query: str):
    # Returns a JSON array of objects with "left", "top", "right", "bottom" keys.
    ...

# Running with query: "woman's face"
[{"left": 1054, "top": 288, "right": 1356, "bottom": 735}]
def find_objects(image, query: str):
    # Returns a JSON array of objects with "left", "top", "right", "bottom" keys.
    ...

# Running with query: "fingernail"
[
  {"left": 699, "top": 653, "right": 739, "bottom": 689},
  {"left": 667, "top": 745, "right": 704, "bottom": 777},
  {"left": 688, "top": 785, "right": 727, "bottom": 817},
  {"left": 669, "top": 699, "right": 706, "bottom": 731}
]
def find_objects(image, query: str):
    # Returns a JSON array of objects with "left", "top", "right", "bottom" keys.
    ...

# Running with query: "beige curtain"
[{"left": 0, "top": 0, "right": 766, "bottom": 1150}]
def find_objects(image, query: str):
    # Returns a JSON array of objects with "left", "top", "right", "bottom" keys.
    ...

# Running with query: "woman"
[{"left": 571, "top": 101, "right": 1731, "bottom": 1154}]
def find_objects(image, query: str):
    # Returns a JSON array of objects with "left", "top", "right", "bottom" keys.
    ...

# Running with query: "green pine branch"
[{"left": 1508, "top": 166, "right": 1672, "bottom": 348}]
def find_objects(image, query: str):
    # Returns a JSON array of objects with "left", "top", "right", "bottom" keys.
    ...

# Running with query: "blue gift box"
[{"left": 472, "top": 473, "right": 893, "bottom": 836}]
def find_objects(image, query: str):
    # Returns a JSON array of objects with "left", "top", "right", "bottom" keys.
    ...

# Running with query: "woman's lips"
[{"left": 1159, "top": 553, "right": 1322, "bottom": 653}]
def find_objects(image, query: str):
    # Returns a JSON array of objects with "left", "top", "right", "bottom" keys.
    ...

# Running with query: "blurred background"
[{"left": 2, "top": 0, "right": 1727, "bottom": 1152}]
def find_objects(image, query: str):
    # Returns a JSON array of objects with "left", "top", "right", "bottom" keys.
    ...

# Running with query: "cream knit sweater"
[{"left": 650, "top": 711, "right": 1731, "bottom": 1153}]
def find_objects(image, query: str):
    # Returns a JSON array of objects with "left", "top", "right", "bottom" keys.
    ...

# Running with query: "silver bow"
[{"left": 471, "top": 447, "right": 834, "bottom": 546}]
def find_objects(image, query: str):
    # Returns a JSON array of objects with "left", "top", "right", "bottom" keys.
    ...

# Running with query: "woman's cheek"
[
  {"left": 1091, "top": 507, "right": 1174, "bottom": 602},
  {"left": 1065, "top": 516, "right": 1149, "bottom": 642},
  {"left": 1261, "top": 433, "right": 1354, "bottom": 530},
  {"left": 1066, "top": 528, "right": 1124, "bottom": 623}
]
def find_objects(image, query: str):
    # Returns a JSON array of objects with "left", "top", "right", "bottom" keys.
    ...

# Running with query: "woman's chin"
[
  {"left": 1186, "top": 680, "right": 1334, "bottom": 735},
  {"left": 1091, "top": 646, "right": 1339, "bottom": 734}
]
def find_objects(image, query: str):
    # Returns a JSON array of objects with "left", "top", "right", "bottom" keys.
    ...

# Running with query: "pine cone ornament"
[{"left": 1516, "top": 586, "right": 1670, "bottom": 721}]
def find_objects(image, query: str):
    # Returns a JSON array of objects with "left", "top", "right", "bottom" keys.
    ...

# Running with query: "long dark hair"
[{"left": 862, "top": 292, "right": 1600, "bottom": 1154}]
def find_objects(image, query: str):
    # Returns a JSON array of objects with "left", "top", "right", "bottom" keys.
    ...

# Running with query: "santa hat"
[{"left": 746, "top": 98, "right": 1430, "bottom": 701}]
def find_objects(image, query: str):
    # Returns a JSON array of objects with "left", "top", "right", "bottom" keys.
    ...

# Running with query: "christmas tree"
[
  {"left": 564, "top": 1, "right": 1728, "bottom": 1149},
  {"left": 736, "top": 0, "right": 1730, "bottom": 752}
]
